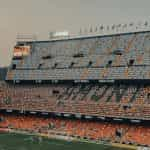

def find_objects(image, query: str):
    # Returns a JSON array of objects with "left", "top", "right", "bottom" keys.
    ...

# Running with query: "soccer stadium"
[{"left": 0, "top": 28, "right": 150, "bottom": 150}]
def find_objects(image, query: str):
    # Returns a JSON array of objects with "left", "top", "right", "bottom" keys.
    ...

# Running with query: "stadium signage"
[
  {"left": 13, "top": 46, "right": 30, "bottom": 57},
  {"left": 98, "top": 80, "right": 114, "bottom": 83},
  {"left": 74, "top": 80, "right": 89, "bottom": 83}
]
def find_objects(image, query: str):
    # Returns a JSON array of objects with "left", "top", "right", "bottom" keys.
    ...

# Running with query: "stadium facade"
[{"left": 0, "top": 30, "right": 150, "bottom": 148}]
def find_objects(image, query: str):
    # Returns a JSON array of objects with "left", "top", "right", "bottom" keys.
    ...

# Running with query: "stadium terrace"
[{"left": 0, "top": 30, "right": 150, "bottom": 148}]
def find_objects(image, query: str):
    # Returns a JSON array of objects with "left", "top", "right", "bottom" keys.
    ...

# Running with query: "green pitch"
[{"left": 0, "top": 133, "right": 127, "bottom": 150}]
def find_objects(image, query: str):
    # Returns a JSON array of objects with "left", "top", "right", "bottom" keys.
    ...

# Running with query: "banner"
[{"left": 13, "top": 46, "right": 30, "bottom": 57}]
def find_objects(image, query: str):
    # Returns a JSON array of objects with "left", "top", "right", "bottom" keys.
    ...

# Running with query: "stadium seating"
[
  {"left": 6, "top": 31, "right": 150, "bottom": 81},
  {"left": 0, "top": 30, "right": 150, "bottom": 147},
  {"left": 0, "top": 83, "right": 150, "bottom": 119},
  {"left": 0, "top": 113, "right": 150, "bottom": 146}
]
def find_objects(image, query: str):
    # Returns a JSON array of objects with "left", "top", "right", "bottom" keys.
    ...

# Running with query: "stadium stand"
[
  {"left": 0, "top": 113, "right": 150, "bottom": 146},
  {"left": 0, "top": 30, "right": 150, "bottom": 147},
  {"left": 6, "top": 31, "right": 150, "bottom": 81},
  {"left": 0, "top": 83, "right": 150, "bottom": 119}
]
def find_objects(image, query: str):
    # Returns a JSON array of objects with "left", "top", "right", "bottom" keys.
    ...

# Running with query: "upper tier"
[{"left": 6, "top": 31, "right": 150, "bottom": 82}]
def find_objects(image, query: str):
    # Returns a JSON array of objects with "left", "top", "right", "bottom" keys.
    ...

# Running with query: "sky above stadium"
[{"left": 0, "top": 0, "right": 150, "bottom": 66}]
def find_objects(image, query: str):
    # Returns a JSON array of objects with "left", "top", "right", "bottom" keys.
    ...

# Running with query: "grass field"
[{"left": 0, "top": 133, "right": 129, "bottom": 150}]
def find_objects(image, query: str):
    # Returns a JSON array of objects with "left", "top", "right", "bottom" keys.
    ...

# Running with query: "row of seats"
[
  {"left": 14, "top": 53, "right": 150, "bottom": 69},
  {"left": 0, "top": 113, "right": 150, "bottom": 146},
  {"left": 6, "top": 66, "right": 150, "bottom": 81},
  {"left": 0, "top": 82, "right": 150, "bottom": 119},
  {"left": 32, "top": 32, "right": 149, "bottom": 56}
]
